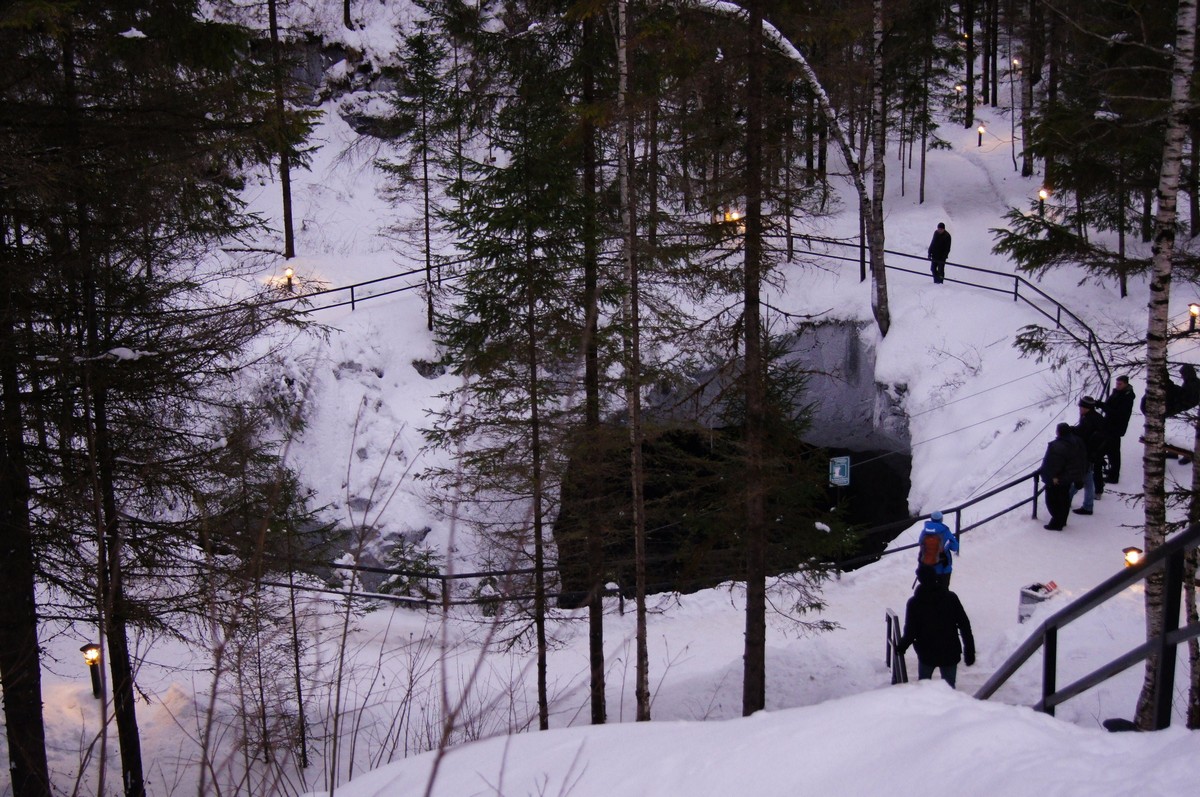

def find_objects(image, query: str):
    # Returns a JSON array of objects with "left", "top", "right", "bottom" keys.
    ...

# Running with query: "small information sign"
[{"left": 829, "top": 456, "right": 850, "bottom": 487}]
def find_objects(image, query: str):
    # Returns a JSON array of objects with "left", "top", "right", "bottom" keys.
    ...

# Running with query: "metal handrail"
[
  {"left": 263, "top": 234, "right": 1111, "bottom": 401},
  {"left": 974, "top": 522, "right": 1200, "bottom": 729},
  {"left": 269, "top": 466, "right": 1049, "bottom": 612},
  {"left": 787, "top": 234, "right": 1111, "bottom": 396},
  {"left": 833, "top": 469, "right": 1043, "bottom": 571}
]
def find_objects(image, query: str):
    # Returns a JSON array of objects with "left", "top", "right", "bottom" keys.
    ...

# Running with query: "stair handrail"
[
  {"left": 885, "top": 608, "right": 908, "bottom": 685},
  {"left": 973, "top": 521, "right": 1200, "bottom": 729}
]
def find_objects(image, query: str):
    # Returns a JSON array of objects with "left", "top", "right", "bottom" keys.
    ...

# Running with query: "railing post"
[
  {"left": 885, "top": 611, "right": 894, "bottom": 668},
  {"left": 1032, "top": 472, "right": 1040, "bottom": 519},
  {"left": 1055, "top": 305, "right": 1062, "bottom": 329},
  {"left": 350, "top": 285, "right": 356, "bottom": 311},
  {"left": 1152, "top": 550, "right": 1186, "bottom": 729},
  {"left": 1013, "top": 276, "right": 1019, "bottom": 302},
  {"left": 1042, "top": 626, "right": 1058, "bottom": 716}
]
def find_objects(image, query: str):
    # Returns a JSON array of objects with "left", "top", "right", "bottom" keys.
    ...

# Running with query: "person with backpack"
[
  {"left": 898, "top": 567, "right": 976, "bottom": 689},
  {"left": 916, "top": 510, "right": 958, "bottom": 588}
]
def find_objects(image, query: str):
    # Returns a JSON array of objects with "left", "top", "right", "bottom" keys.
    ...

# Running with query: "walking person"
[
  {"left": 1040, "top": 422, "right": 1086, "bottom": 530},
  {"left": 1101, "top": 375, "right": 1135, "bottom": 484},
  {"left": 898, "top": 568, "right": 976, "bottom": 689},
  {"left": 916, "top": 510, "right": 958, "bottom": 587},
  {"left": 927, "top": 222, "right": 952, "bottom": 284},
  {"left": 1070, "top": 395, "right": 1109, "bottom": 515}
]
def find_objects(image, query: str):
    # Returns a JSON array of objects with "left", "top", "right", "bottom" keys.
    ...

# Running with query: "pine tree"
[
  {"left": 378, "top": 27, "right": 458, "bottom": 331},
  {"left": 0, "top": 2, "right": 314, "bottom": 789},
  {"left": 425, "top": 11, "right": 590, "bottom": 730}
]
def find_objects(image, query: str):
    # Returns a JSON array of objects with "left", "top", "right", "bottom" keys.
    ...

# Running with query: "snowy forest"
[{"left": 3, "top": 1, "right": 1200, "bottom": 795}]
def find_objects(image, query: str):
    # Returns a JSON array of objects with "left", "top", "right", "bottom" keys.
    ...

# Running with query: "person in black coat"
[
  {"left": 898, "top": 568, "right": 975, "bottom": 688},
  {"left": 1039, "top": 422, "right": 1086, "bottom": 530},
  {"left": 1070, "top": 395, "right": 1109, "bottom": 514},
  {"left": 927, "top": 222, "right": 952, "bottom": 284},
  {"left": 1101, "top": 375, "right": 1135, "bottom": 484}
]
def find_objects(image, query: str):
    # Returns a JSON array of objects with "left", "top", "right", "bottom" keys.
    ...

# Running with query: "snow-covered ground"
[{"left": 16, "top": 9, "right": 1200, "bottom": 795}]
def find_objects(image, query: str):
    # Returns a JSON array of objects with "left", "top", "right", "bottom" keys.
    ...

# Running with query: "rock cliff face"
[{"left": 782, "top": 320, "right": 909, "bottom": 453}]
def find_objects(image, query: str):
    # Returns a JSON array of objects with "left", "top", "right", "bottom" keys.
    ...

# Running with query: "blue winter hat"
[{"left": 930, "top": 510, "right": 943, "bottom": 522}]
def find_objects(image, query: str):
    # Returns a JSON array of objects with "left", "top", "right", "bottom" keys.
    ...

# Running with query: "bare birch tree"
[{"left": 1134, "top": 0, "right": 1197, "bottom": 731}]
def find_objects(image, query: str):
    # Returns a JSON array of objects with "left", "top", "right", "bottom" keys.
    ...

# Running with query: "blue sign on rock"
[{"left": 829, "top": 456, "right": 850, "bottom": 487}]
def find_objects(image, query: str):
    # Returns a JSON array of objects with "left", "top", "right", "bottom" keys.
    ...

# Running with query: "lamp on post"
[
  {"left": 954, "top": 84, "right": 964, "bottom": 118},
  {"left": 1189, "top": 303, "right": 1200, "bottom": 333},
  {"left": 80, "top": 642, "right": 102, "bottom": 699},
  {"left": 723, "top": 209, "right": 745, "bottom": 235},
  {"left": 1123, "top": 547, "right": 1143, "bottom": 568},
  {"left": 284, "top": 266, "right": 295, "bottom": 292},
  {"left": 977, "top": 124, "right": 985, "bottom": 147},
  {"left": 1038, "top": 188, "right": 1049, "bottom": 218}
]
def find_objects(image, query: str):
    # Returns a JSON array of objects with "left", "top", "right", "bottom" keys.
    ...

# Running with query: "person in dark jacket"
[
  {"left": 1101, "top": 375, "right": 1135, "bottom": 484},
  {"left": 1070, "top": 395, "right": 1109, "bottom": 514},
  {"left": 1039, "top": 422, "right": 1085, "bottom": 530},
  {"left": 898, "top": 568, "right": 975, "bottom": 688},
  {"left": 1144, "top": 363, "right": 1200, "bottom": 418},
  {"left": 927, "top": 222, "right": 952, "bottom": 284}
]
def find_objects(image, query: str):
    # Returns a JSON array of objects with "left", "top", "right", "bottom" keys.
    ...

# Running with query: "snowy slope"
[{"left": 15, "top": 9, "right": 1200, "bottom": 797}]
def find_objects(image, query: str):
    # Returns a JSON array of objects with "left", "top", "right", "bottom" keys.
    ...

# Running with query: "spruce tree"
[
  {"left": 0, "top": 2, "right": 314, "bottom": 789},
  {"left": 425, "top": 11, "right": 590, "bottom": 730}
]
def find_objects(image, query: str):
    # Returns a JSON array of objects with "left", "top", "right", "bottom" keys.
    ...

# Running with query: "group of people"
[
  {"left": 1037, "top": 376, "right": 1136, "bottom": 531},
  {"left": 897, "top": 510, "right": 975, "bottom": 688}
]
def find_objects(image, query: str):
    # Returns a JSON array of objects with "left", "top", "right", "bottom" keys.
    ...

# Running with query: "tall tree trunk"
[
  {"left": 1135, "top": 0, "right": 1196, "bottom": 731},
  {"left": 869, "top": 0, "right": 890, "bottom": 335},
  {"left": 0, "top": 235, "right": 51, "bottom": 797},
  {"left": 64, "top": 26, "right": 145, "bottom": 793},
  {"left": 421, "top": 112, "right": 434, "bottom": 330},
  {"left": 526, "top": 275, "right": 550, "bottom": 731},
  {"left": 618, "top": 0, "right": 650, "bottom": 721},
  {"left": 1187, "top": 418, "right": 1200, "bottom": 728},
  {"left": 698, "top": 2, "right": 889, "bottom": 332},
  {"left": 1191, "top": 119, "right": 1200, "bottom": 235},
  {"left": 980, "top": 0, "right": 990, "bottom": 105},
  {"left": 1020, "top": 0, "right": 1035, "bottom": 177},
  {"left": 919, "top": 41, "right": 930, "bottom": 204},
  {"left": 84, "top": 286, "right": 146, "bottom": 797},
  {"left": 964, "top": 0, "right": 975, "bottom": 129},
  {"left": 1118, "top": 159, "right": 1128, "bottom": 299},
  {"left": 741, "top": 0, "right": 768, "bottom": 717},
  {"left": 268, "top": 0, "right": 296, "bottom": 260},
  {"left": 581, "top": 11, "right": 606, "bottom": 727}
]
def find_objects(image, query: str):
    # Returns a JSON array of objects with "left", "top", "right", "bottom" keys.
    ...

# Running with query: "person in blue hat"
[{"left": 915, "top": 510, "right": 958, "bottom": 588}]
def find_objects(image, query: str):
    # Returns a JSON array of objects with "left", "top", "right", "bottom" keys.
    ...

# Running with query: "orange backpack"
[{"left": 919, "top": 532, "right": 943, "bottom": 567}]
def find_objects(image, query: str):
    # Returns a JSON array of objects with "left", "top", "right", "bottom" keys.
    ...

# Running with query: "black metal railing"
[
  {"left": 265, "top": 466, "right": 1049, "bottom": 613},
  {"left": 885, "top": 608, "right": 908, "bottom": 685},
  {"left": 833, "top": 468, "right": 1043, "bottom": 572},
  {"left": 974, "top": 522, "right": 1200, "bottom": 729},
  {"left": 264, "top": 233, "right": 1111, "bottom": 399},
  {"left": 787, "top": 234, "right": 1111, "bottom": 396}
]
